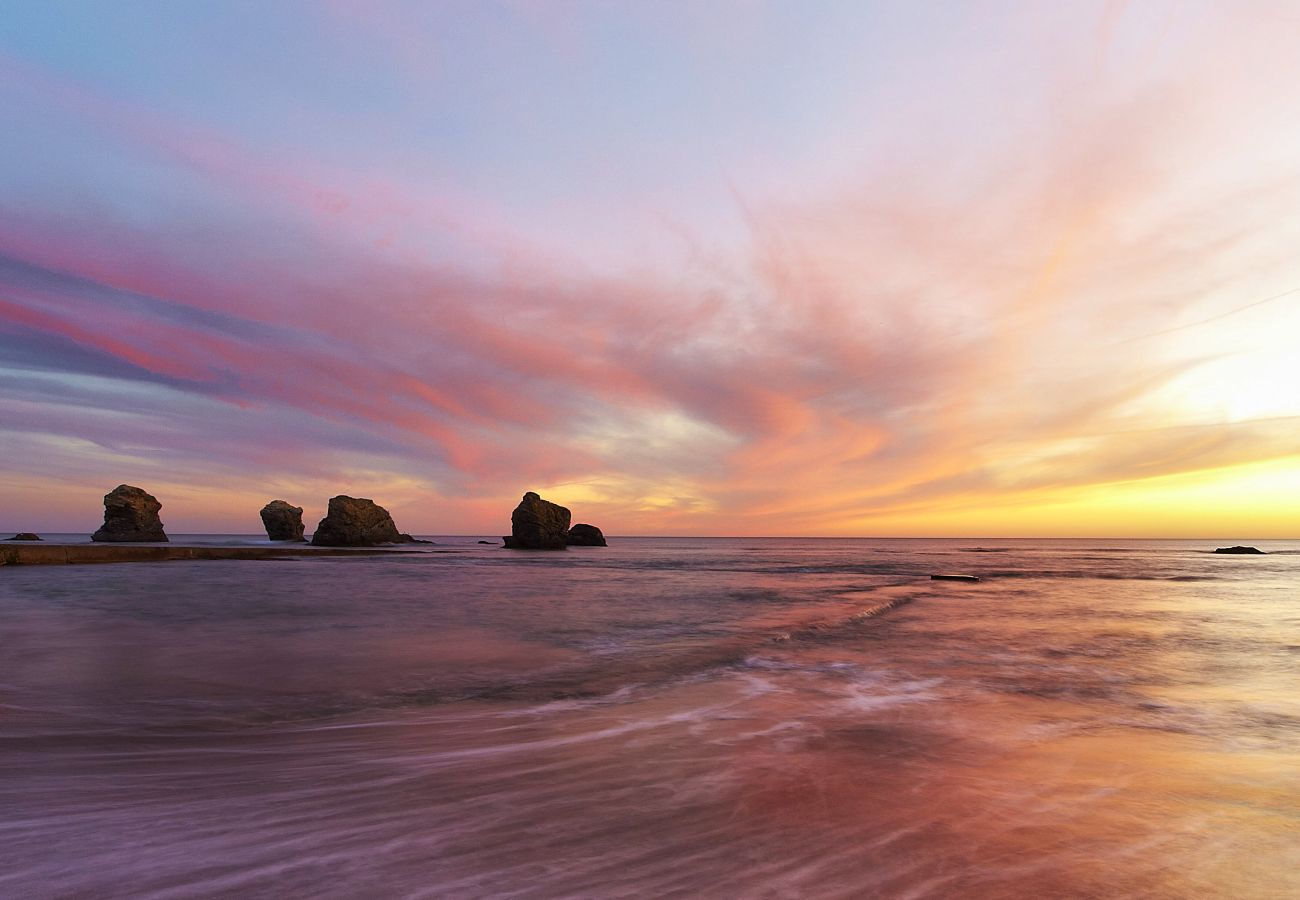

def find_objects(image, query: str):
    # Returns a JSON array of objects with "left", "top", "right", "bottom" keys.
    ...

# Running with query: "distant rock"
[
  {"left": 566, "top": 523, "right": 607, "bottom": 546},
  {"left": 477, "top": 540, "right": 496, "bottom": 545},
  {"left": 1214, "top": 545, "right": 1265, "bottom": 554},
  {"left": 311, "top": 496, "right": 406, "bottom": 547},
  {"left": 399, "top": 534, "right": 434, "bottom": 544},
  {"left": 6, "top": 533, "right": 42, "bottom": 541},
  {"left": 91, "top": 485, "right": 168, "bottom": 543},
  {"left": 502, "top": 491, "right": 571, "bottom": 549},
  {"left": 259, "top": 500, "right": 305, "bottom": 541}
]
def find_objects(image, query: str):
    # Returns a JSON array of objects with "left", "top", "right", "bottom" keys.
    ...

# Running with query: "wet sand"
[{"left": 2, "top": 537, "right": 1298, "bottom": 897}]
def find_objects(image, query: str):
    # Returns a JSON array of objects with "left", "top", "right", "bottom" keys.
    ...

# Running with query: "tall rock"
[
  {"left": 91, "top": 485, "right": 168, "bottom": 542},
  {"left": 311, "top": 495, "right": 406, "bottom": 546},
  {"left": 566, "top": 523, "right": 607, "bottom": 546},
  {"left": 260, "top": 500, "right": 305, "bottom": 541},
  {"left": 503, "top": 491, "right": 571, "bottom": 549}
]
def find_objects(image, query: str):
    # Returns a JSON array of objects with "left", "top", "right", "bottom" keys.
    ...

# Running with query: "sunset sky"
[{"left": 2, "top": 1, "right": 1299, "bottom": 537}]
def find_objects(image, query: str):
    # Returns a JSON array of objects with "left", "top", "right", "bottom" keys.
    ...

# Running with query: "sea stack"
[
  {"left": 260, "top": 500, "right": 306, "bottom": 541},
  {"left": 503, "top": 491, "right": 571, "bottom": 549},
  {"left": 311, "top": 495, "right": 407, "bottom": 546},
  {"left": 91, "top": 485, "right": 168, "bottom": 542},
  {"left": 566, "top": 523, "right": 607, "bottom": 546},
  {"left": 1214, "top": 546, "right": 1265, "bottom": 554}
]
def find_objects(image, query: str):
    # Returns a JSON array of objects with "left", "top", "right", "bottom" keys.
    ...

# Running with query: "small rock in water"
[
  {"left": 1214, "top": 546, "right": 1265, "bottom": 554},
  {"left": 259, "top": 500, "right": 306, "bottom": 541},
  {"left": 311, "top": 496, "right": 406, "bottom": 547},
  {"left": 92, "top": 485, "right": 168, "bottom": 542},
  {"left": 6, "top": 533, "right": 42, "bottom": 541},
  {"left": 566, "top": 523, "right": 607, "bottom": 546},
  {"left": 931, "top": 573, "right": 980, "bottom": 583},
  {"left": 477, "top": 540, "right": 496, "bottom": 545},
  {"left": 502, "top": 491, "right": 571, "bottom": 550}
]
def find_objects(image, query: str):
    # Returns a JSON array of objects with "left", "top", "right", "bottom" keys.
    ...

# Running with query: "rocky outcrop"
[
  {"left": 502, "top": 491, "right": 571, "bottom": 549},
  {"left": 6, "top": 533, "right": 42, "bottom": 541},
  {"left": 311, "top": 496, "right": 408, "bottom": 546},
  {"left": 91, "top": 485, "right": 167, "bottom": 542},
  {"left": 566, "top": 523, "right": 607, "bottom": 546},
  {"left": 1214, "top": 546, "right": 1265, "bottom": 554},
  {"left": 260, "top": 500, "right": 306, "bottom": 541}
]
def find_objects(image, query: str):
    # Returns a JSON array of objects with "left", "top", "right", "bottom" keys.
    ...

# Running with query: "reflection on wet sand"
[{"left": 2, "top": 538, "right": 1298, "bottom": 897}]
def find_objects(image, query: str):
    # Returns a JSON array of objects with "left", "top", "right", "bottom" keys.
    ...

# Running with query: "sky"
[{"left": 2, "top": 0, "right": 1299, "bottom": 538}]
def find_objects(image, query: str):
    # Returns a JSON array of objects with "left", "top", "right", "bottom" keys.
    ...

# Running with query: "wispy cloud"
[{"left": 2, "top": 2, "right": 1299, "bottom": 535}]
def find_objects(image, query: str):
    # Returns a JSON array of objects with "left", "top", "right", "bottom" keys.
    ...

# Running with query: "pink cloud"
[{"left": 5, "top": 5, "right": 1300, "bottom": 535}]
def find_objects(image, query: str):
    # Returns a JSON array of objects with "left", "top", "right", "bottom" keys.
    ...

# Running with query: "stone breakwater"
[{"left": 0, "top": 544, "right": 432, "bottom": 567}]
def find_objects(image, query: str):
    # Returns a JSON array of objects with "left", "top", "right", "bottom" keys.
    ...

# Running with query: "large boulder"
[
  {"left": 6, "top": 533, "right": 42, "bottom": 541},
  {"left": 91, "top": 485, "right": 168, "bottom": 542},
  {"left": 502, "top": 491, "right": 571, "bottom": 549},
  {"left": 566, "top": 523, "right": 607, "bottom": 546},
  {"left": 260, "top": 500, "right": 305, "bottom": 541},
  {"left": 311, "top": 495, "right": 407, "bottom": 546}
]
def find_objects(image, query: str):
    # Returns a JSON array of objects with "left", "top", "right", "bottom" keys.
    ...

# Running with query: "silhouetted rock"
[
  {"left": 259, "top": 500, "right": 305, "bottom": 541},
  {"left": 399, "top": 534, "right": 434, "bottom": 544},
  {"left": 1214, "top": 545, "right": 1265, "bottom": 554},
  {"left": 91, "top": 485, "right": 167, "bottom": 542},
  {"left": 6, "top": 533, "right": 42, "bottom": 541},
  {"left": 477, "top": 540, "right": 495, "bottom": 545},
  {"left": 566, "top": 523, "right": 607, "bottom": 546},
  {"left": 311, "top": 496, "right": 405, "bottom": 547},
  {"left": 502, "top": 491, "right": 571, "bottom": 549}
]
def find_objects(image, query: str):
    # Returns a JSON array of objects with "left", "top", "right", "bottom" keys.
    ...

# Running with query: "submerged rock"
[
  {"left": 1214, "top": 545, "right": 1265, "bottom": 554},
  {"left": 566, "top": 523, "right": 607, "bottom": 546},
  {"left": 91, "top": 485, "right": 167, "bottom": 543},
  {"left": 502, "top": 491, "right": 571, "bottom": 549},
  {"left": 311, "top": 496, "right": 406, "bottom": 547},
  {"left": 477, "top": 540, "right": 496, "bottom": 545},
  {"left": 6, "top": 533, "right": 42, "bottom": 541},
  {"left": 259, "top": 500, "right": 305, "bottom": 541}
]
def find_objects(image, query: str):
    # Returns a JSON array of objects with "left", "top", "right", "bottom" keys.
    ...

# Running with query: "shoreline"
[{"left": 0, "top": 543, "right": 442, "bottom": 566}]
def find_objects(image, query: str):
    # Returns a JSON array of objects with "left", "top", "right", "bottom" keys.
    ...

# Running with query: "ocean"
[{"left": 2, "top": 536, "right": 1298, "bottom": 898}]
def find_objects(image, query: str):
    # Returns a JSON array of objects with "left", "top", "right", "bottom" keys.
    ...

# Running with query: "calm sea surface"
[{"left": 2, "top": 536, "right": 1298, "bottom": 898}]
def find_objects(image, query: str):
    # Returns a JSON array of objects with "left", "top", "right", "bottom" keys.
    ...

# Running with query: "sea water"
[{"left": 2, "top": 537, "right": 1298, "bottom": 898}]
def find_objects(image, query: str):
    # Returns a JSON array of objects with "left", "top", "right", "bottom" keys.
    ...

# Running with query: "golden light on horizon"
[{"left": 843, "top": 455, "right": 1300, "bottom": 540}]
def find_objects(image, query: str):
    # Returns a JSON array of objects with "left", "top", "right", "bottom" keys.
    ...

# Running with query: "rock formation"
[
  {"left": 259, "top": 500, "right": 306, "bottom": 541},
  {"left": 91, "top": 485, "right": 168, "bottom": 542},
  {"left": 502, "top": 491, "right": 571, "bottom": 549},
  {"left": 311, "top": 495, "right": 409, "bottom": 546},
  {"left": 6, "top": 533, "right": 42, "bottom": 541},
  {"left": 566, "top": 523, "right": 607, "bottom": 546},
  {"left": 1214, "top": 545, "right": 1265, "bottom": 554}
]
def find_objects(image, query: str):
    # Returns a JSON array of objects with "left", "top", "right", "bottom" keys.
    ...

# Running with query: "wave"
[{"left": 4, "top": 588, "right": 936, "bottom": 739}]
